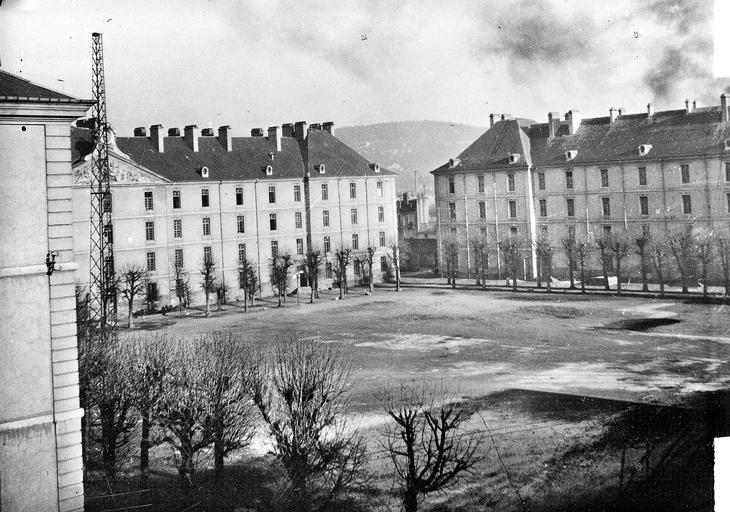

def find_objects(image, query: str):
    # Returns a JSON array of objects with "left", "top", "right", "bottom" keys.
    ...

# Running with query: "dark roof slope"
[
  {"left": 304, "top": 129, "right": 395, "bottom": 177},
  {"left": 0, "top": 69, "right": 89, "bottom": 103}
]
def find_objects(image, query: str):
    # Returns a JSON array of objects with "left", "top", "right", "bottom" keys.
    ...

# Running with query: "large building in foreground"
[
  {"left": 72, "top": 122, "right": 397, "bottom": 308},
  {"left": 0, "top": 70, "right": 89, "bottom": 511},
  {"left": 432, "top": 97, "right": 730, "bottom": 278}
]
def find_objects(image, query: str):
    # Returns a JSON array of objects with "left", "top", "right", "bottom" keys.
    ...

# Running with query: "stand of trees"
[{"left": 118, "top": 263, "right": 146, "bottom": 328}]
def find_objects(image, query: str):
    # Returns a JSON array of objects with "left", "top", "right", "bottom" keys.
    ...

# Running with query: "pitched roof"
[
  {"left": 0, "top": 69, "right": 89, "bottom": 103},
  {"left": 433, "top": 105, "right": 730, "bottom": 173},
  {"left": 72, "top": 127, "right": 393, "bottom": 182}
]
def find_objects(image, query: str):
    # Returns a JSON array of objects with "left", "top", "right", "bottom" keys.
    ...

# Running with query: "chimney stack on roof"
[
  {"left": 685, "top": 99, "right": 694, "bottom": 114},
  {"left": 647, "top": 103, "right": 653, "bottom": 117},
  {"left": 251, "top": 128, "right": 264, "bottom": 137},
  {"left": 150, "top": 124, "right": 164, "bottom": 152},
  {"left": 722, "top": 94, "right": 729, "bottom": 122},
  {"left": 618, "top": 107, "right": 624, "bottom": 117},
  {"left": 218, "top": 125, "right": 233, "bottom": 152},
  {"left": 133, "top": 126, "right": 147, "bottom": 137},
  {"left": 489, "top": 113, "right": 495, "bottom": 128},
  {"left": 566, "top": 110, "right": 581, "bottom": 135},
  {"left": 547, "top": 112, "right": 561, "bottom": 138},
  {"left": 322, "top": 121, "right": 335, "bottom": 135},
  {"left": 310, "top": 123, "right": 322, "bottom": 131},
  {"left": 501, "top": 114, "right": 512, "bottom": 121},
  {"left": 184, "top": 124, "right": 199, "bottom": 152},
  {"left": 609, "top": 107, "right": 617, "bottom": 124},
  {"left": 168, "top": 127, "right": 180, "bottom": 136},
  {"left": 294, "top": 121, "right": 308, "bottom": 141},
  {"left": 268, "top": 125, "right": 282, "bottom": 152},
  {"left": 201, "top": 127, "right": 214, "bottom": 136},
  {"left": 282, "top": 123, "right": 295, "bottom": 137}
]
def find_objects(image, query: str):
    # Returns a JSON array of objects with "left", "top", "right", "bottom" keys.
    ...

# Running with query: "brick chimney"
[
  {"left": 294, "top": 121, "right": 308, "bottom": 140},
  {"left": 133, "top": 126, "right": 147, "bottom": 137},
  {"left": 150, "top": 124, "right": 164, "bottom": 152},
  {"left": 218, "top": 125, "right": 233, "bottom": 152},
  {"left": 547, "top": 112, "right": 560, "bottom": 138},
  {"left": 282, "top": 123, "right": 295, "bottom": 137},
  {"left": 268, "top": 125, "right": 282, "bottom": 152},
  {"left": 566, "top": 110, "right": 581, "bottom": 135},
  {"left": 310, "top": 123, "right": 322, "bottom": 131},
  {"left": 722, "top": 94, "right": 729, "bottom": 122},
  {"left": 184, "top": 124, "right": 199, "bottom": 152},
  {"left": 168, "top": 127, "right": 180, "bottom": 136},
  {"left": 251, "top": 128, "right": 264, "bottom": 137},
  {"left": 489, "top": 113, "right": 495, "bottom": 128},
  {"left": 201, "top": 128, "right": 214, "bottom": 136},
  {"left": 322, "top": 121, "right": 335, "bottom": 135}
]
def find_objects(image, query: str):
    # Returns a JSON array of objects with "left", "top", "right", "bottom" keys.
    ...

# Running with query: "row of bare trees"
[
  {"left": 440, "top": 227, "right": 730, "bottom": 295},
  {"left": 77, "top": 327, "right": 476, "bottom": 511}
]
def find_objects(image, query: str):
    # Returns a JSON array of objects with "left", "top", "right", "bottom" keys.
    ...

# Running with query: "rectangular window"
[
  {"left": 478, "top": 175, "right": 485, "bottom": 193},
  {"left": 238, "top": 271, "right": 246, "bottom": 289},
  {"left": 201, "top": 188, "right": 209, "bottom": 207},
  {"left": 449, "top": 202, "right": 456, "bottom": 220},
  {"left": 566, "top": 198, "right": 575, "bottom": 217},
  {"left": 602, "top": 225, "right": 612, "bottom": 235},
  {"left": 238, "top": 243, "right": 246, "bottom": 263},
  {"left": 538, "top": 172, "right": 545, "bottom": 190},
  {"left": 377, "top": 181, "right": 383, "bottom": 197},
  {"left": 352, "top": 233, "right": 359, "bottom": 250},
  {"left": 602, "top": 197, "right": 611, "bottom": 217},
  {"left": 565, "top": 171, "right": 573, "bottom": 189},
  {"left": 539, "top": 199, "right": 547, "bottom": 217},
  {"left": 639, "top": 195, "right": 649, "bottom": 216},
  {"left": 510, "top": 226, "right": 517, "bottom": 235},
  {"left": 508, "top": 200, "right": 516, "bottom": 218},
  {"left": 727, "top": 193, "right": 730, "bottom": 213},
  {"left": 203, "top": 246, "right": 212, "bottom": 264},
  {"left": 173, "top": 190, "right": 181, "bottom": 209},
  {"left": 379, "top": 231, "right": 386, "bottom": 247},
  {"left": 324, "top": 236, "right": 331, "bottom": 253},
  {"left": 173, "top": 219, "right": 182, "bottom": 238},
  {"left": 351, "top": 208, "right": 358, "bottom": 224},
  {"left": 146, "top": 282, "right": 158, "bottom": 302},
  {"left": 268, "top": 186, "right": 276, "bottom": 204},
  {"left": 323, "top": 210, "right": 330, "bottom": 227},
  {"left": 146, "top": 251, "right": 156, "bottom": 271},
  {"left": 350, "top": 182, "right": 357, "bottom": 199},
  {"left": 296, "top": 238, "right": 304, "bottom": 255},
  {"left": 378, "top": 206, "right": 384, "bottom": 222},
  {"left": 325, "top": 262, "right": 333, "bottom": 278},
  {"left": 480, "top": 227, "right": 487, "bottom": 235},
  {"left": 236, "top": 187, "right": 243, "bottom": 205},
  {"left": 508, "top": 173, "right": 515, "bottom": 192},
  {"left": 638, "top": 167, "right": 647, "bottom": 186},
  {"left": 271, "top": 241, "right": 278, "bottom": 258},
  {"left": 600, "top": 169, "right": 609, "bottom": 188},
  {"left": 294, "top": 185, "right": 301, "bottom": 202},
  {"left": 380, "top": 256, "right": 388, "bottom": 272},
  {"left": 354, "top": 259, "right": 361, "bottom": 276},
  {"left": 681, "top": 164, "right": 690, "bottom": 184},
  {"left": 295, "top": 211, "right": 303, "bottom": 229},
  {"left": 448, "top": 177, "right": 455, "bottom": 194},
  {"left": 269, "top": 213, "right": 277, "bottom": 231},
  {"left": 202, "top": 217, "right": 211, "bottom": 236},
  {"left": 479, "top": 201, "right": 486, "bottom": 219},
  {"left": 145, "top": 220, "right": 155, "bottom": 241},
  {"left": 682, "top": 194, "right": 692, "bottom": 214},
  {"left": 725, "top": 162, "right": 730, "bottom": 182},
  {"left": 144, "top": 190, "right": 153, "bottom": 210},
  {"left": 237, "top": 215, "right": 245, "bottom": 233},
  {"left": 321, "top": 183, "right": 328, "bottom": 200},
  {"left": 174, "top": 248, "right": 184, "bottom": 269}
]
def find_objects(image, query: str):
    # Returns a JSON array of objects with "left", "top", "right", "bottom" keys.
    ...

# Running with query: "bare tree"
[
  {"left": 607, "top": 231, "right": 631, "bottom": 294},
  {"left": 238, "top": 256, "right": 255, "bottom": 312},
  {"left": 305, "top": 249, "right": 323, "bottom": 302},
  {"left": 248, "top": 337, "right": 366, "bottom": 509},
  {"left": 594, "top": 233, "right": 612, "bottom": 291},
  {"left": 247, "top": 263, "right": 258, "bottom": 306},
  {"left": 271, "top": 251, "right": 293, "bottom": 306},
  {"left": 534, "top": 232, "right": 554, "bottom": 292},
  {"left": 668, "top": 229, "right": 694, "bottom": 293},
  {"left": 498, "top": 234, "right": 523, "bottom": 292},
  {"left": 215, "top": 279, "right": 228, "bottom": 311},
  {"left": 117, "top": 263, "right": 146, "bottom": 328},
  {"left": 174, "top": 265, "right": 189, "bottom": 316},
  {"left": 470, "top": 235, "right": 489, "bottom": 287},
  {"left": 693, "top": 227, "right": 715, "bottom": 296},
  {"left": 364, "top": 246, "right": 377, "bottom": 294},
  {"left": 576, "top": 240, "right": 589, "bottom": 294},
  {"left": 717, "top": 235, "right": 730, "bottom": 295},
  {"left": 634, "top": 229, "right": 651, "bottom": 292},
  {"left": 334, "top": 247, "right": 352, "bottom": 299},
  {"left": 380, "top": 383, "right": 481, "bottom": 512},
  {"left": 442, "top": 235, "right": 460, "bottom": 288},
  {"left": 650, "top": 233, "right": 669, "bottom": 298},
  {"left": 388, "top": 239, "right": 404, "bottom": 291},
  {"left": 561, "top": 235, "right": 578, "bottom": 289},
  {"left": 200, "top": 257, "right": 217, "bottom": 317}
]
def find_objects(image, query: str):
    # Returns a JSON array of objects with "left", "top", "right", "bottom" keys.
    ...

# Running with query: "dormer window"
[
  {"left": 638, "top": 144, "right": 653, "bottom": 156},
  {"left": 565, "top": 150, "right": 577, "bottom": 161},
  {"left": 448, "top": 158, "right": 461, "bottom": 168},
  {"left": 199, "top": 166, "right": 209, "bottom": 178},
  {"left": 370, "top": 163, "right": 380, "bottom": 173},
  {"left": 316, "top": 164, "right": 326, "bottom": 174},
  {"left": 724, "top": 139, "right": 730, "bottom": 151},
  {"left": 265, "top": 165, "right": 273, "bottom": 176},
  {"left": 508, "top": 153, "right": 520, "bottom": 164}
]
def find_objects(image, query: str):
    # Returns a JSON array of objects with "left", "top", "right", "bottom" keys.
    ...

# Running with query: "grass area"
[{"left": 87, "top": 285, "right": 729, "bottom": 511}]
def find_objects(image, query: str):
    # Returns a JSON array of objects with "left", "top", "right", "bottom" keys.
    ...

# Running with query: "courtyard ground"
[{"left": 88, "top": 284, "right": 730, "bottom": 511}]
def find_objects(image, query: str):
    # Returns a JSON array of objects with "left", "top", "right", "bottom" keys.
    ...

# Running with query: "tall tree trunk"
[
  {"left": 369, "top": 262, "right": 374, "bottom": 294},
  {"left": 701, "top": 261, "right": 708, "bottom": 297},
  {"left": 128, "top": 300, "right": 134, "bottom": 328},
  {"left": 640, "top": 249, "right": 649, "bottom": 292},
  {"left": 580, "top": 255, "right": 586, "bottom": 294},
  {"left": 140, "top": 408, "right": 151, "bottom": 479},
  {"left": 214, "top": 425, "right": 225, "bottom": 479},
  {"left": 205, "top": 293, "right": 210, "bottom": 317},
  {"left": 339, "top": 276, "right": 343, "bottom": 299},
  {"left": 616, "top": 258, "right": 622, "bottom": 294},
  {"left": 243, "top": 286, "right": 248, "bottom": 312},
  {"left": 600, "top": 248, "right": 610, "bottom": 290},
  {"left": 403, "top": 486, "right": 418, "bottom": 512},
  {"left": 568, "top": 260, "right": 575, "bottom": 289},
  {"left": 396, "top": 266, "right": 401, "bottom": 291},
  {"left": 101, "top": 406, "right": 118, "bottom": 478},
  {"left": 512, "top": 265, "right": 518, "bottom": 292}
]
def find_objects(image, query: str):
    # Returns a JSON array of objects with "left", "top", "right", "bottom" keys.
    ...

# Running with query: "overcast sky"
[{"left": 1, "top": 0, "right": 728, "bottom": 135}]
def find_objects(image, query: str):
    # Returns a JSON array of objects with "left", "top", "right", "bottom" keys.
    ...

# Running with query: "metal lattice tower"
[{"left": 88, "top": 32, "right": 116, "bottom": 331}]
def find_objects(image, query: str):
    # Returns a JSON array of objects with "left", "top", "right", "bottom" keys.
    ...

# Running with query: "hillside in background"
[{"left": 336, "top": 121, "right": 486, "bottom": 194}]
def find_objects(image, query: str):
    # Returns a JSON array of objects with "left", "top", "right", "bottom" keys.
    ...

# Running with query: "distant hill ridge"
[{"left": 336, "top": 120, "right": 486, "bottom": 193}]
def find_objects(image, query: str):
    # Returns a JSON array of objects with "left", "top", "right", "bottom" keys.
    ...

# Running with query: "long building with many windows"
[
  {"left": 72, "top": 121, "right": 397, "bottom": 308},
  {"left": 432, "top": 96, "right": 730, "bottom": 278}
]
